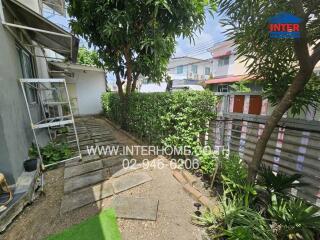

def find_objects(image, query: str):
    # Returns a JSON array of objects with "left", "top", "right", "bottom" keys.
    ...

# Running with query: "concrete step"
[
  {"left": 61, "top": 181, "right": 113, "bottom": 213},
  {"left": 64, "top": 160, "right": 103, "bottom": 179},
  {"left": 61, "top": 171, "right": 153, "bottom": 213},
  {"left": 64, "top": 170, "right": 107, "bottom": 194}
]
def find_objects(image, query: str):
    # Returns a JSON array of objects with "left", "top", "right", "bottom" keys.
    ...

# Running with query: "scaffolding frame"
[{"left": 20, "top": 78, "right": 82, "bottom": 169}]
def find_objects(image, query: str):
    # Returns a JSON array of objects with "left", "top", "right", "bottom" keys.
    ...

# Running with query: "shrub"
[
  {"left": 101, "top": 91, "right": 217, "bottom": 148},
  {"left": 193, "top": 193, "right": 276, "bottom": 240},
  {"left": 258, "top": 165, "right": 307, "bottom": 195},
  {"left": 269, "top": 195, "right": 320, "bottom": 240},
  {"left": 194, "top": 147, "right": 218, "bottom": 176},
  {"left": 29, "top": 142, "right": 72, "bottom": 165},
  {"left": 220, "top": 153, "right": 248, "bottom": 186}
]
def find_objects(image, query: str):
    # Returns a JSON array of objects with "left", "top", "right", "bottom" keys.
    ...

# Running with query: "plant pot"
[{"left": 23, "top": 158, "right": 38, "bottom": 172}]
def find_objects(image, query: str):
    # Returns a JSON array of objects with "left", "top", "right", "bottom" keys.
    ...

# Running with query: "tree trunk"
[
  {"left": 131, "top": 72, "right": 140, "bottom": 93},
  {"left": 115, "top": 71, "right": 124, "bottom": 99},
  {"left": 124, "top": 47, "right": 133, "bottom": 95},
  {"left": 248, "top": 68, "right": 313, "bottom": 182}
]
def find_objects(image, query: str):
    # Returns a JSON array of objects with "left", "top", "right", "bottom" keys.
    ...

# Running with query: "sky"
[
  {"left": 43, "top": 6, "right": 226, "bottom": 82},
  {"left": 173, "top": 11, "right": 226, "bottom": 59}
]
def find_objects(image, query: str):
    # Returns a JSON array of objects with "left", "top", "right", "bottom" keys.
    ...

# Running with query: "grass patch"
[{"left": 46, "top": 208, "right": 121, "bottom": 240}]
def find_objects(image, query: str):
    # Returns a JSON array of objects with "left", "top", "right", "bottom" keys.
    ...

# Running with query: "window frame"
[
  {"left": 218, "top": 56, "right": 230, "bottom": 67},
  {"left": 205, "top": 67, "right": 211, "bottom": 75},
  {"left": 17, "top": 45, "right": 38, "bottom": 104},
  {"left": 176, "top": 65, "right": 184, "bottom": 74},
  {"left": 217, "top": 84, "right": 229, "bottom": 92},
  {"left": 191, "top": 64, "right": 198, "bottom": 74}
]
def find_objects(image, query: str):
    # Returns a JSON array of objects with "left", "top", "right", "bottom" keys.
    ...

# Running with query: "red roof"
[
  {"left": 212, "top": 50, "right": 232, "bottom": 59},
  {"left": 205, "top": 75, "right": 246, "bottom": 84}
]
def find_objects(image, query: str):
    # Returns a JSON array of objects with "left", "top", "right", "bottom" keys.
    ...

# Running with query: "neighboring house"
[
  {"left": 48, "top": 62, "right": 106, "bottom": 116},
  {"left": 0, "top": 0, "right": 78, "bottom": 231},
  {"left": 205, "top": 40, "right": 262, "bottom": 92},
  {"left": 139, "top": 56, "right": 212, "bottom": 93},
  {"left": 168, "top": 56, "right": 212, "bottom": 84}
]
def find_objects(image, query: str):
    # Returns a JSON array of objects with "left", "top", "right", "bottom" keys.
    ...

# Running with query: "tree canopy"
[
  {"left": 219, "top": 0, "right": 320, "bottom": 180},
  {"left": 67, "top": 0, "right": 216, "bottom": 98},
  {"left": 220, "top": 0, "right": 320, "bottom": 115}
]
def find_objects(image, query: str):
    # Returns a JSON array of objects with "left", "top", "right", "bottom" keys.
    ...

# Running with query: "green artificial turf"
[{"left": 46, "top": 208, "right": 121, "bottom": 240}]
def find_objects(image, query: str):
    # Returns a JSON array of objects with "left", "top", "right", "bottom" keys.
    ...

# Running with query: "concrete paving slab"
[
  {"left": 95, "top": 141, "right": 121, "bottom": 146},
  {"left": 93, "top": 137, "right": 116, "bottom": 143},
  {"left": 64, "top": 160, "right": 103, "bottom": 179},
  {"left": 112, "top": 164, "right": 143, "bottom": 178},
  {"left": 61, "top": 181, "right": 113, "bottom": 213},
  {"left": 112, "top": 197, "right": 159, "bottom": 221},
  {"left": 113, "top": 172, "right": 152, "bottom": 194},
  {"left": 64, "top": 170, "right": 105, "bottom": 193},
  {"left": 65, "top": 154, "right": 100, "bottom": 167},
  {"left": 102, "top": 156, "right": 129, "bottom": 168}
]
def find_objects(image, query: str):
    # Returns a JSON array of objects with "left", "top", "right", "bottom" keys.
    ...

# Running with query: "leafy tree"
[
  {"left": 68, "top": 0, "right": 216, "bottom": 101},
  {"left": 77, "top": 47, "right": 100, "bottom": 67},
  {"left": 219, "top": 0, "right": 320, "bottom": 181}
]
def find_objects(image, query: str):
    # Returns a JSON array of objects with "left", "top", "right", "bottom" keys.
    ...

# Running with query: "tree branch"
[
  {"left": 311, "top": 44, "right": 320, "bottom": 66},
  {"left": 292, "top": 0, "right": 313, "bottom": 72}
]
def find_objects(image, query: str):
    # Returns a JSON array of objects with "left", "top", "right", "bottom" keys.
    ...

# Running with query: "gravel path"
[{"left": 1, "top": 116, "right": 203, "bottom": 240}]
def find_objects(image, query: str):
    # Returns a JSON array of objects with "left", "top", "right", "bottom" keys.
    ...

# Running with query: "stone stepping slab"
[
  {"left": 67, "top": 130, "right": 88, "bottom": 135},
  {"left": 67, "top": 134, "right": 90, "bottom": 141},
  {"left": 64, "top": 160, "right": 103, "bottom": 179},
  {"left": 64, "top": 170, "right": 107, "bottom": 194},
  {"left": 80, "top": 147, "right": 124, "bottom": 157},
  {"left": 112, "top": 172, "right": 152, "bottom": 194},
  {"left": 93, "top": 136, "right": 115, "bottom": 142},
  {"left": 101, "top": 155, "right": 130, "bottom": 168},
  {"left": 93, "top": 140, "right": 118, "bottom": 146},
  {"left": 69, "top": 140, "right": 95, "bottom": 148},
  {"left": 91, "top": 129, "right": 111, "bottom": 136},
  {"left": 64, "top": 155, "right": 130, "bottom": 178},
  {"left": 61, "top": 171, "right": 153, "bottom": 213},
  {"left": 61, "top": 181, "right": 113, "bottom": 213},
  {"left": 112, "top": 164, "right": 143, "bottom": 178},
  {"left": 112, "top": 197, "right": 159, "bottom": 221},
  {"left": 65, "top": 154, "right": 101, "bottom": 168}
]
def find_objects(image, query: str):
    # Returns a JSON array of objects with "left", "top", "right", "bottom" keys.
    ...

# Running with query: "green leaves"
[
  {"left": 101, "top": 91, "right": 217, "bottom": 147},
  {"left": 195, "top": 148, "right": 218, "bottom": 175},
  {"left": 68, "top": 0, "right": 216, "bottom": 94},
  {"left": 269, "top": 195, "right": 320, "bottom": 240},
  {"left": 258, "top": 165, "right": 308, "bottom": 195},
  {"left": 194, "top": 193, "right": 276, "bottom": 240},
  {"left": 219, "top": 0, "right": 320, "bottom": 116},
  {"left": 77, "top": 47, "right": 101, "bottom": 67},
  {"left": 29, "top": 142, "right": 72, "bottom": 165}
]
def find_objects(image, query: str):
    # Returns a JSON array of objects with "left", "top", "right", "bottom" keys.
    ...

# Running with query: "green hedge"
[{"left": 101, "top": 91, "right": 217, "bottom": 148}]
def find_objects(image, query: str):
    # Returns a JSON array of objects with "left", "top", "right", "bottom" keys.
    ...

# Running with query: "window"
[
  {"left": 205, "top": 67, "right": 211, "bottom": 75},
  {"left": 191, "top": 65, "right": 198, "bottom": 74},
  {"left": 176, "top": 65, "right": 183, "bottom": 74},
  {"left": 218, "top": 56, "right": 230, "bottom": 67},
  {"left": 17, "top": 47, "right": 37, "bottom": 103},
  {"left": 217, "top": 84, "right": 229, "bottom": 92}
]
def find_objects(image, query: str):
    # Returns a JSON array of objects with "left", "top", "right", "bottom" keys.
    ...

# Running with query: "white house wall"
[
  {"left": 168, "top": 57, "right": 212, "bottom": 81},
  {"left": 66, "top": 70, "right": 106, "bottom": 116}
]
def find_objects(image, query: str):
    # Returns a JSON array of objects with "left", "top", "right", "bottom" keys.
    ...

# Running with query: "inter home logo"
[{"left": 268, "top": 12, "right": 303, "bottom": 39}]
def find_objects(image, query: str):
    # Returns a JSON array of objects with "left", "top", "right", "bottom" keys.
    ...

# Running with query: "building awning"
[
  {"left": 49, "top": 61, "right": 105, "bottom": 73},
  {"left": 205, "top": 75, "right": 247, "bottom": 84},
  {"left": 2, "top": 0, "right": 79, "bottom": 62}
]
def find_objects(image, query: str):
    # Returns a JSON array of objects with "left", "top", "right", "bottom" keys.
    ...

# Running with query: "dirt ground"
[{"left": 1, "top": 118, "right": 205, "bottom": 240}]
